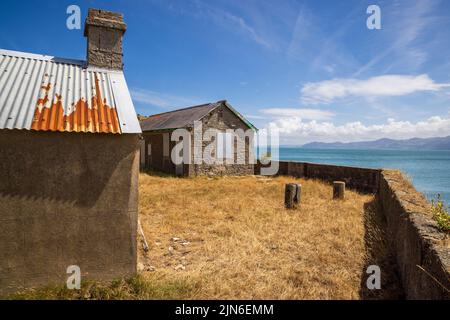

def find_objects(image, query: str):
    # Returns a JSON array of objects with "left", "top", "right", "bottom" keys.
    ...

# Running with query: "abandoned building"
[
  {"left": 0, "top": 9, "right": 141, "bottom": 294},
  {"left": 140, "top": 100, "right": 257, "bottom": 176}
]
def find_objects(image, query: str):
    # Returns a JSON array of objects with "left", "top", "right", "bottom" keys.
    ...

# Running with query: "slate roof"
[{"left": 140, "top": 100, "right": 256, "bottom": 132}]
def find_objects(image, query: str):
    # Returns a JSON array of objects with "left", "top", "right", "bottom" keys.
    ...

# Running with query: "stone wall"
[
  {"left": 141, "top": 105, "right": 255, "bottom": 176},
  {"left": 84, "top": 8, "right": 127, "bottom": 70},
  {"left": 0, "top": 130, "right": 139, "bottom": 295},
  {"left": 190, "top": 104, "right": 254, "bottom": 176},
  {"left": 257, "top": 160, "right": 449, "bottom": 299}
]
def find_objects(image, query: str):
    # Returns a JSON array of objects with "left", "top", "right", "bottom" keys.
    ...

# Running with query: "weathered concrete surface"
[
  {"left": 379, "top": 170, "right": 449, "bottom": 300},
  {"left": 0, "top": 129, "right": 139, "bottom": 295},
  {"left": 304, "top": 162, "right": 380, "bottom": 193}
]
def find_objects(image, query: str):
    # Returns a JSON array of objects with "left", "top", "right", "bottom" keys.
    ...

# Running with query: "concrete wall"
[
  {"left": 259, "top": 160, "right": 449, "bottom": 299},
  {"left": 256, "top": 160, "right": 380, "bottom": 193},
  {"left": 379, "top": 170, "right": 449, "bottom": 299},
  {"left": 0, "top": 129, "right": 139, "bottom": 295}
]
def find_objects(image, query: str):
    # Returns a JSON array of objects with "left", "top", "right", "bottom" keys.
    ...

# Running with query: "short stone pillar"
[
  {"left": 333, "top": 181, "right": 345, "bottom": 200},
  {"left": 285, "top": 183, "right": 301, "bottom": 209}
]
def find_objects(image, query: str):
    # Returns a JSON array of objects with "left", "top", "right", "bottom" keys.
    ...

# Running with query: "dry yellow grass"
[{"left": 138, "top": 173, "right": 383, "bottom": 299}]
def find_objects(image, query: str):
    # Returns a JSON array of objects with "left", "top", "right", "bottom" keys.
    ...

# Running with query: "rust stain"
[{"left": 31, "top": 73, "right": 121, "bottom": 134}]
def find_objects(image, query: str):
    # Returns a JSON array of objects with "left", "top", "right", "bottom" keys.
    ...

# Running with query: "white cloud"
[
  {"left": 267, "top": 115, "right": 450, "bottom": 144},
  {"left": 130, "top": 88, "right": 199, "bottom": 109},
  {"left": 301, "top": 74, "right": 450, "bottom": 104},
  {"left": 260, "top": 108, "right": 334, "bottom": 120}
]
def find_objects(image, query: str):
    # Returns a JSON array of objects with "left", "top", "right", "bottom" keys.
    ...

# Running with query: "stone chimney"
[{"left": 84, "top": 8, "right": 127, "bottom": 70}]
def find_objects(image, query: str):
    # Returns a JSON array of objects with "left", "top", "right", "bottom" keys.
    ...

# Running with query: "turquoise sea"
[{"left": 279, "top": 148, "right": 450, "bottom": 205}]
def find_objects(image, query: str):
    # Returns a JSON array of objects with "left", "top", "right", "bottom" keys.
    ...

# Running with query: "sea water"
[{"left": 279, "top": 148, "right": 450, "bottom": 206}]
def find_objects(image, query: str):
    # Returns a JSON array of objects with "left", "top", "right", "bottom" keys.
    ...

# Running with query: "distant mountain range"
[{"left": 301, "top": 136, "right": 450, "bottom": 150}]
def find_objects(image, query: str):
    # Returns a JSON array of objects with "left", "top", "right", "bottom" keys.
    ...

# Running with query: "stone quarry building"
[
  {"left": 140, "top": 100, "right": 257, "bottom": 176},
  {"left": 0, "top": 9, "right": 141, "bottom": 294}
]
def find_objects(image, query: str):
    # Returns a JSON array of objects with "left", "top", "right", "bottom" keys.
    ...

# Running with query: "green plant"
[
  {"left": 4, "top": 274, "right": 197, "bottom": 300},
  {"left": 431, "top": 195, "right": 450, "bottom": 233}
]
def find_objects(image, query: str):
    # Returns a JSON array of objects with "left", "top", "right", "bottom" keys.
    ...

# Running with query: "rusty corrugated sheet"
[
  {"left": 31, "top": 73, "right": 120, "bottom": 133},
  {"left": 0, "top": 49, "right": 141, "bottom": 134}
]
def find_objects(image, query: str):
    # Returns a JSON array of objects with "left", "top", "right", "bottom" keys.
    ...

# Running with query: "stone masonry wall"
[
  {"left": 84, "top": 9, "right": 126, "bottom": 70},
  {"left": 0, "top": 130, "right": 139, "bottom": 295},
  {"left": 141, "top": 106, "right": 255, "bottom": 176},
  {"left": 190, "top": 105, "right": 254, "bottom": 176}
]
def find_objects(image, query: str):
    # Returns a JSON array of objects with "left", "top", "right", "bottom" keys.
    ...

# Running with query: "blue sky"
[{"left": 1, "top": 0, "right": 450, "bottom": 144}]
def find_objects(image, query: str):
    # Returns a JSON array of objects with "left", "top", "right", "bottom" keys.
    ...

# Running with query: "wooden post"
[
  {"left": 333, "top": 181, "right": 345, "bottom": 200},
  {"left": 285, "top": 183, "right": 301, "bottom": 209},
  {"left": 294, "top": 184, "right": 301, "bottom": 205}
]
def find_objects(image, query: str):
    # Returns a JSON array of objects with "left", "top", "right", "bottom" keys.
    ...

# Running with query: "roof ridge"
[
  {"left": 0, "top": 48, "right": 86, "bottom": 66},
  {"left": 141, "top": 101, "right": 223, "bottom": 120},
  {"left": 0, "top": 49, "right": 124, "bottom": 74},
  {"left": 139, "top": 100, "right": 257, "bottom": 132}
]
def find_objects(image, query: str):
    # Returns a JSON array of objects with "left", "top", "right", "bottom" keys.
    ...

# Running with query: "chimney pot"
[{"left": 84, "top": 8, "right": 127, "bottom": 70}]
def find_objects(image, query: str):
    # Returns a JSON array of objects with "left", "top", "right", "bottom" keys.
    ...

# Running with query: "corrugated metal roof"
[
  {"left": 0, "top": 49, "right": 141, "bottom": 134},
  {"left": 140, "top": 100, "right": 258, "bottom": 132},
  {"left": 140, "top": 102, "right": 219, "bottom": 131}
]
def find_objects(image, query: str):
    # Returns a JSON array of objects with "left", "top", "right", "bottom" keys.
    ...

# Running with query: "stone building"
[
  {"left": 0, "top": 9, "right": 141, "bottom": 294},
  {"left": 140, "top": 100, "right": 257, "bottom": 176}
]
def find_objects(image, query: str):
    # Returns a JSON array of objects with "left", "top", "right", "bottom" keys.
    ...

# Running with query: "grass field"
[
  {"left": 137, "top": 172, "right": 400, "bottom": 299},
  {"left": 9, "top": 172, "right": 401, "bottom": 300}
]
